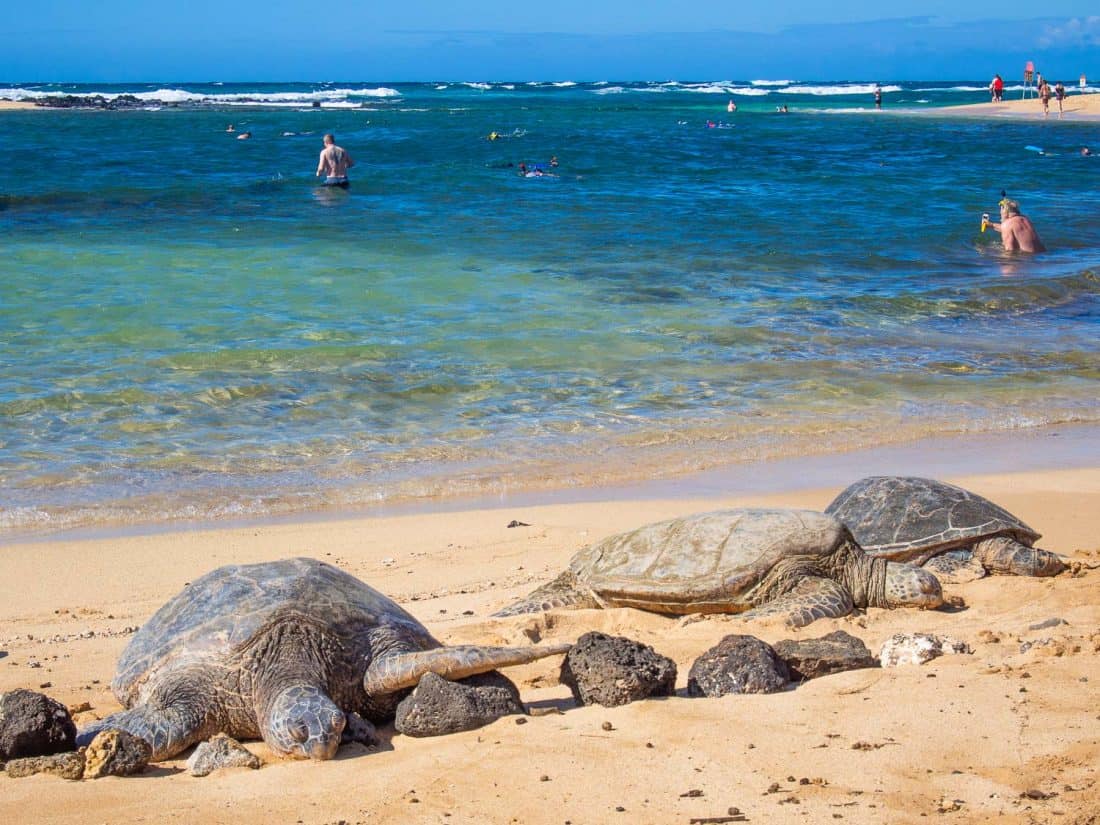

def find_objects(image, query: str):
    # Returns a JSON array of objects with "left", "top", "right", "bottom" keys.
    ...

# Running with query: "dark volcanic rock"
[
  {"left": 4, "top": 751, "right": 85, "bottom": 780},
  {"left": 186, "top": 734, "right": 261, "bottom": 777},
  {"left": 773, "top": 630, "right": 879, "bottom": 681},
  {"left": 395, "top": 671, "right": 524, "bottom": 737},
  {"left": 0, "top": 689, "right": 78, "bottom": 760},
  {"left": 82, "top": 729, "right": 152, "bottom": 778},
  {"left": 559, "top": 631, "right": 677, "bottom": 708},
  {"left": 686, "top": 634, "right": 790, "bottom": 697},
  {"left": 35, "top": 94, "right": 148, "bottom": 110}
]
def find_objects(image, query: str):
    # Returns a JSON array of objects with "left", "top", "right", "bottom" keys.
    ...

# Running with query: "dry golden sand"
[
  {"left": 0, "top": 100, "right": 39, "bottom": 111},
  {"left": 918, "top": 91, "right": 1100, "bottom": 122},
  {"left": 1, "top": 468, "right": 1099, "bottom": 824}
]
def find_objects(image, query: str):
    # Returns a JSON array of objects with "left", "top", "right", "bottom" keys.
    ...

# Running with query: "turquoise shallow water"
[{"left": 1, "top": 81, "right": 1099, "bottom": 532}]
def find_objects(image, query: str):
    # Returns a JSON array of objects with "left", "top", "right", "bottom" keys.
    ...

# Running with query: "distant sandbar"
[{"left": 920, "top": 91, "right": 1100, "bottom": 121}]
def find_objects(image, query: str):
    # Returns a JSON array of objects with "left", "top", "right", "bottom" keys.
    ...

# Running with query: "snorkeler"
[{"left": 986, "top": 197, "right": 1046, "bottom": 253}]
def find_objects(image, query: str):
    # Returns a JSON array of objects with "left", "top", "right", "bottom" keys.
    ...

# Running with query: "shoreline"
[
  {"left": 1, "top": 460, "right": 1098, "bottom": 823},
  {"left": 6, "top": 421, "right": 1099, "bottom": 545}
]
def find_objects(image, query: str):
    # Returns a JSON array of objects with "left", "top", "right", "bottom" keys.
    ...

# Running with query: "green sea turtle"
[
  {"left": 825, "top": 476, "right": 1066, "bottom": 581},
  {"left": 493, "top": 508, "right": 942, "bottom": 627},
  {"left": 76, "top": 557, "right": 567, "bottom": 761}
]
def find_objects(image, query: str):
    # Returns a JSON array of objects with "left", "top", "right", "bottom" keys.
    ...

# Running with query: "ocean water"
[{"left": 1, "top": 81, "right": 1099, "bottom": 534}]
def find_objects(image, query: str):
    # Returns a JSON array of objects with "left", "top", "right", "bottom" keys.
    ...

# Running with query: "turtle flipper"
[
  {"left": 491, "top": 571, "right": 601, "bottom": 617},
  {"left": 76, "top": 702, "right": 212, "bottom": 762},
  {"left": 973, "top": 536, "right": 1066, "bottom": 577},
  {"left": 364, "top": 643, "right": 570, "bottom": 695},
  {"left": 739, "top": 577, "right": 854, "bottom": 628},
  {"left": 923, "top": 550, "right": 987, "bottom": 583}
]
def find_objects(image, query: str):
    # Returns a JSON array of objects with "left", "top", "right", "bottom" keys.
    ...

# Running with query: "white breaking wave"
[
  {"left": 750, "top": 79, "right": 794, "bottom": 86},
  {"left": 726, "top": 87, "right": 771, "bottom": 97},
  {"left": 777, "top": 84, "right": 903, "bottom": 95},
  {"left": 592, "top": 86, "right": 627, "bottom": 95},
  {"left": 463, "top": 82, "right": 492, "bottom": 90},
  {"left": 0, "top": 86, "right": 400, "bottom": 104},
  {"left": 679, "top": 83, "right": 738, "bottom": 94}
]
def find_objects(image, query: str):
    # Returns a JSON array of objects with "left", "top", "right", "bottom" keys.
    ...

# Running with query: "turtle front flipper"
[
  {"left": 76, "top": 701, "right": 212, "bottom": 762},
  {"left": 974, "top": 536, "right": 1066, "bottom": 577},
  {"left": 491, "top": 571, "right": 602, "bottom": 617},
  {"left": 364, "top": 643, "right": 570, "bottom": 695},
  {"left": 739, "top": 577, "right": 854, "bottom": 628},
  {"left": 923, "top": 550, "right": 987, "bottom": 583}
]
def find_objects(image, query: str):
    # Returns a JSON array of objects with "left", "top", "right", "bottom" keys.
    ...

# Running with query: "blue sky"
[{"left": 2, "top": 2, "right": 1098, "bottom": 81}]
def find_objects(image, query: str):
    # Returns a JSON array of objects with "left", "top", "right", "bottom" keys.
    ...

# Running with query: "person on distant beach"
[
  {"left": 990, "top": 74, "right": 1004, "bottom": 102},
  {"left": 987, "top": 199, "right": 1046, "bottom": 253},
  {"left": 1054, "top": 81, "right": 1066, "bottom": 117},
  {"left": 316, "top": 133, "right": 354, "bottom": 188},
  {"left": 1039, "top": 79, "right": 1052, "bottom": 116},
  {"left": 874, "top": 85, "right": 882, "bottom": 109}
]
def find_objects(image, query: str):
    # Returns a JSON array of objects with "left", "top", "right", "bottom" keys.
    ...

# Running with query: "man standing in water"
[
  {"left": 988, "top": 199, "right": 1046, "bottom": 253},
  {"left": 316, "top": 134, "right": 354, "bottom": 188}
]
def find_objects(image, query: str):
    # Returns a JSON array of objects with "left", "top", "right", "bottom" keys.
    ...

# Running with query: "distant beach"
[{"left": 928, "top": 90, "right": 1100, "bottom": 121}]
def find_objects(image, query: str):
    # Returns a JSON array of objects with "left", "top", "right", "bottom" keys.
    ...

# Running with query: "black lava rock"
[
  {"left": 560, "top": 631, "right": 677, "bottom": 708},
  {"left": 0, "top": 689, "right": 77, "bottom": 760},
  {"left": 395, "top": 671, "right": 524, "bottom": 737},
  {"left": 773, "top": 630, "right": 878, "bottom": 681},
  {"left": 686, "top": 634, "right": 790, "bottom": 697}
]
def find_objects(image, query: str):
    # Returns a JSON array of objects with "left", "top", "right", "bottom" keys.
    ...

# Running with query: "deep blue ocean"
[{"left": 1, "top": 80, "right": 1098, "bottom": 534}]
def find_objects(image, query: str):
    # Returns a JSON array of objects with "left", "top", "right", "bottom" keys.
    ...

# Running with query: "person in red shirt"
[{"left": 990, "top": 74, "right": 1004, "bottom": 102}]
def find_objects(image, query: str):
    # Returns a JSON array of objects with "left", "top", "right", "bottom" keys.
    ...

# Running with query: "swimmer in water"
[
  {"left": 226, "top": 124, "right": 235, "bottom": 133},
  {"left": 727, "top": 100, "right": 737, "bottom": 113},
  {"left": 316, "top": 133, "right": 354, "bottom": 188},
  {"left": 237, "top": 131, "right": 252, "bottom": 140}
]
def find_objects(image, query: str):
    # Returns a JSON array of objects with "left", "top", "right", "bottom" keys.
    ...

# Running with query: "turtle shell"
[
  {"left": 825, "top": 476, "right": 1041, "bottom": 565},
  {"left": 567, "top": 508, "right": 850, "bottom": 614},
  {"left": 113, "top": 557, "right": 433, "bottom": 705}
]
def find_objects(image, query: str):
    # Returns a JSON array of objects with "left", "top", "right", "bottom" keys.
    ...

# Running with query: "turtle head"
[
  {"left": 882, "top": 562, "right": 943, "bottom": 610},
  {"left": 262, "top": 685, "right": 346, "bottom": 760}
]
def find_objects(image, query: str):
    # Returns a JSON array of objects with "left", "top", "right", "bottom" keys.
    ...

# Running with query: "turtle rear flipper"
[
  {"left": 364, "top": 643, "right": 570, "bottom": 694},
  {"left": 491, "top": 571, "right": 601, "bottom": 617},
  {"left": 974, "top": 536, "right": 1066, "bottom": 577},
  {"left": 923, "top": 550, "right": 987, "bottom": 583},
  {"left": 739, "top": 577, "right": 854, "bottom": 628}
]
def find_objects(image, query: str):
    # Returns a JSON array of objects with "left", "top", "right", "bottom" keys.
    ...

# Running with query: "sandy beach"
[
  {"left": 925, "top": 91, "right": 1100, "bottom": 121},
  {"left": 2, "top": 462, "right": 1098, "bottom": 824},
  {"left": 0, "top": 100, "right": 40, "bottom": 111}
]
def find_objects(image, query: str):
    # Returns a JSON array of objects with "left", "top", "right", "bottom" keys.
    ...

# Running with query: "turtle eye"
[{"left": 290, "top": 722, "right": 309, "bottom": 743}]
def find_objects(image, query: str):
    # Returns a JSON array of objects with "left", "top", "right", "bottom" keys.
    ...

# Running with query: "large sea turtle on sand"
[
  {"left": 825, "top": 476, "right": 1066, "bottom": 581},
  {"left": 493, "top": 508, "right": 942, "bottom": 627},
  {"left": 75, "top": 557, "right": 568, "bottom": 761}
]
